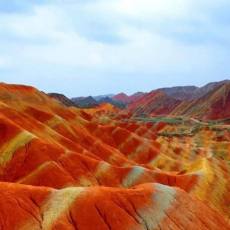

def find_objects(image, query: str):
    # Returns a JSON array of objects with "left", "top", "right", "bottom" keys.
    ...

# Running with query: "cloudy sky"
[{"left": 0, "top": 0, "right": 229, "bottom": 96}]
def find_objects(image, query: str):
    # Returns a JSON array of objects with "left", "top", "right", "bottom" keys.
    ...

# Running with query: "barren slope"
[{"left": 0, "top": 83, "right": 229, "bottom": 229}]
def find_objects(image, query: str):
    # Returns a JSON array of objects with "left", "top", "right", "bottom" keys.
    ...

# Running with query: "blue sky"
[{"left": 0, "top": 0, "right": 229, "bottom": 96}]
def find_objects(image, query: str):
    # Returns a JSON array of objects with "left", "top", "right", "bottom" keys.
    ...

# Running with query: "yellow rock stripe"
[
  {"left": 95, "top": 161, "right": 110, "bottom": 178},
  {"left": 41, "top": 187, "right": 85, "bottom": 230},
  {"left": 137, "top": 183, "right": 176, "bottom": 229},
  {"left": 0, "top": 131, "right": 34, "bottom": 167},
  {"left": 122, "top": 166, "right": 145, "bottom": 188}
]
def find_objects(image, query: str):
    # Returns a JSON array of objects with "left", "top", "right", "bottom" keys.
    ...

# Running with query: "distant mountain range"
[
  {"left": 171, "top": 81, "right": 230, "bottom": 120},
  {"left": 48, "top": 93, "right": 78, "bottom": 107},
  {"left": 113, "top": 92, "right": 145, "bottom": 104},
  {"left": 128, "top": 80, "right": 230, "bottom": 120},
  {"left": 128, "top": 90, "right": 181, "bottom": 116},
  {"left": 70, "top": 95, "right": 125, "bottom": 109},
  {"left": 95, "top": 96, "right": 126, "bottom": 109},
  {"left": 48, "top": 79, "right": 230, "bottom": 120},
  {"left": 159, "top": 79, "right": 230, "bottom": 100},
  {"left": 72, "top": 96, "right": 98, "bottom": 108},
  {"left": 93, "top": 94, "right": 114, "bottom": 101}
]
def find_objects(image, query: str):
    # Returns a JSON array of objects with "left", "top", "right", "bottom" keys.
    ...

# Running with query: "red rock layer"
[
  {"left": 0, "top": 182, "right": 229, "bottom": 230},
  {"left": 0, "top": 83, "right": 229, "bottom": 229}
]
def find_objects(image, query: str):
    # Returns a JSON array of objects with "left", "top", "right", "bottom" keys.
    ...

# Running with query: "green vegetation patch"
[{"left": 134, "top": 116, "right": 184, "bottom": 124}]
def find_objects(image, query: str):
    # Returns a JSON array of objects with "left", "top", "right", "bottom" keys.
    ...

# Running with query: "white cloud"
[
  {"left": 0, "top": 0, "right": 229, "bottom": 95},
  {"left": 101, "top": 0, "right": 189, "bottom": 19},
  {"left": 0, "top": 57, "right": 8, "bottom": 69}
]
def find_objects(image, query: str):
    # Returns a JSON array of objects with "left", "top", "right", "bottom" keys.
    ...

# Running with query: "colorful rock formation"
[{"left": 0, "top": 83, "right": 229, "bottom": 229}]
